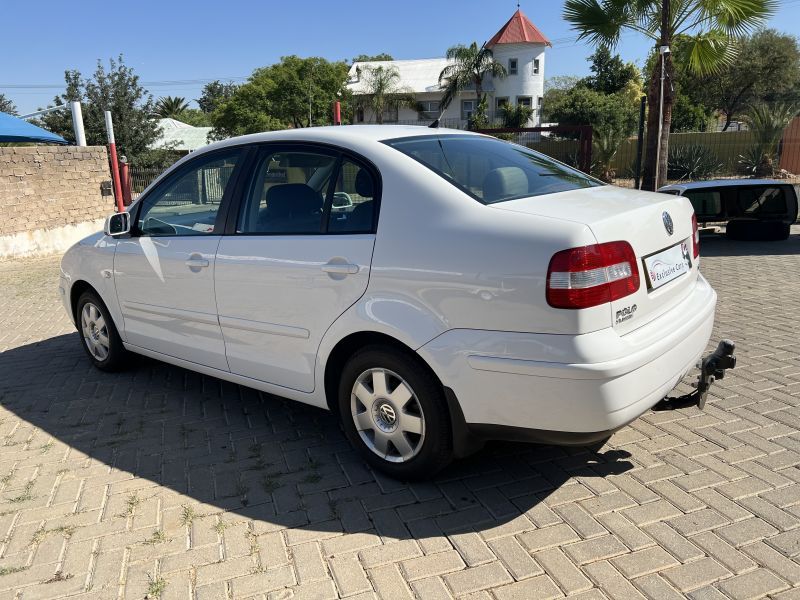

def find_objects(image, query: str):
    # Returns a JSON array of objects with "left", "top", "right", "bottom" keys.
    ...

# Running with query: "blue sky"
[{"left": 2, "top": 0, "right": 799, "bottom": 114}]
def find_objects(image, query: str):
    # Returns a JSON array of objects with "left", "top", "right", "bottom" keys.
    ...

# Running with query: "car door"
[
  {"left": 214, "top": 144, "right": 378, "bottom": 392},
  {"left": 114, "top": 148, "right": 244, "bottom": 370}
]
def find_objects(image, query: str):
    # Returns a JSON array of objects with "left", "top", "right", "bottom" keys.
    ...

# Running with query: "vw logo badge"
[{"left": 662, "top": 211, "right": 674, "bottom": 236}]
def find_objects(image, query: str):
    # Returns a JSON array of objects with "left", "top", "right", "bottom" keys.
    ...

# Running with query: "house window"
[
  {"left": 508, "top": 58, "right": 518, "bottom": 75},
  {"left": 382, "top": 106, "right": 398, "bottom": 123},
  {"left": 517, "top": 96, "right": 532, "bottom": 108},
  {"left": 533, "top": 59, "right": 540, "bottom": 75},
  {"left": 496, "top": 97, "right": 509, "bottom": 111},
  {"left": 418, "top": 100, "right": 441, "bottom": 121},
  {"left": 461, "top": 100, "right": 475, "bottom": 121}
]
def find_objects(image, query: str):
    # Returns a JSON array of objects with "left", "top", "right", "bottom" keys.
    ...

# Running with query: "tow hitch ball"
[{"left": 655, "top": 340, "right": 736, "bottom": 411}]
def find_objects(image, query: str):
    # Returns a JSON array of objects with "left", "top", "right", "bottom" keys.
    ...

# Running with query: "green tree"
[
  {"left": 197, "top": 80, "right": 239, "bottom": 114},
  {"left": 546, "top": 86, "right": 638, "bottom": 135},
  {"left": 741, "top": 101, "right": 800, "bottom": 176},
  {"left": 581, "top": 46, "right": 640, "bottom": 94},
  {"left": 499, "top": 103, "right": 534, "bottom": 128},
  {"left": 354, "top": 65, "right": 415, "bottom": 124},
  {"left": 670, "top": 91, "right": 711, "bottom": 132},
  {"left": 38, "top": 56, "right": 158, "bottom": 158},
  {"left": 175, "top": 108, "right": 211, "bottom": 127},
  {"left": 564, "top": 0, "right": 775, "bottom": 190},
  {"left": 438, "top": 42, "right": 506, "bottom": 125},
  {"left": 154, "top": 96, "right": 190, "bottom": 119},
  {"left": 259, "top": 56, "right": 351, "bottom": 128},
  {"left": 0, "top": 93, "right": 17, "bottom": 115},
  {"left": 676, "top": 30, "right": 800, "bottom": 131},
  {"left": 352, "top": 53, "right": 394, "bottom": 63},
  {"left": 209, "top": 56, "right": 350, "bottom": 138}
]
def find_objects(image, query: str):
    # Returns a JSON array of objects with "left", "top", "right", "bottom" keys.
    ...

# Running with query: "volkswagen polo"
[{"left": 59, "top": 126, "right": 727, "bottom": 478}]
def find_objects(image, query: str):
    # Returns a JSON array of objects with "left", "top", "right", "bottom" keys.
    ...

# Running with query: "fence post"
[
  {"left": 580, "top": 126, "right": 593, "bottom": 174},
  {"left": 634, "top": 95, "right": 647, "bottom": 189},
  {"left": 119, "top": 157, "right": 133, "bottom": 206}
]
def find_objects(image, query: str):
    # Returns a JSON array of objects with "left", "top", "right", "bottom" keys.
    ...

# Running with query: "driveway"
[{"left": 1, "top": 230, "right": 799, "bottom": 600}]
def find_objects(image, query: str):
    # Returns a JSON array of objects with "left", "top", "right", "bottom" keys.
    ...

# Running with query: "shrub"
[{"left": 667, "top": 144, "right": 722, "bottom": 181}]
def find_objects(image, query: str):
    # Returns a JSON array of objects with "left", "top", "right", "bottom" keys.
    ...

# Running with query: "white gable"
[{"left": 347, "top": 59, "right": 452, "bottom": 95}]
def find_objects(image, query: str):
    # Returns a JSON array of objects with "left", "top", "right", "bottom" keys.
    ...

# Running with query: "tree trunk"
[
  {"left": 721, "top": 112, "right": 733, "bottom": 132},
  {"left": 642, "top": 64, "right": 676, "bottom": 187}
]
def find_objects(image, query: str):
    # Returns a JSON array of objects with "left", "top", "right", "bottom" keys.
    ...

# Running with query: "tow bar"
[{"left": 654, "top": 340, "right": 737, "bottom": 411}]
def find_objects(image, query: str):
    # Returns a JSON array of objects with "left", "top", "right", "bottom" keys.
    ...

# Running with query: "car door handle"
[
  {"left": 321, "top": 263, "right": 359, "bottom": 275},
  {"left": 185, "top": 257, "right": 210, "bottom": 269}
]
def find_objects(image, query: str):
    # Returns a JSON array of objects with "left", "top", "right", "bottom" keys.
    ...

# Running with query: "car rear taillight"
[
  {"left": 546, "top": 241, "right": 640, "bottom": 309},
  {"left": 691, "top": 213, "right": 700, "bottom": 258}
]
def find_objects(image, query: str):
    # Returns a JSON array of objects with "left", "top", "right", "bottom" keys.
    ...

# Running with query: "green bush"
[{"left": 667, "top": 144, "right": 722, "bottom": 181}]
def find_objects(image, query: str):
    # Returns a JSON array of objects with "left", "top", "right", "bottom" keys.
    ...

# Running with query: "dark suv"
[{"left": 660, "top": 180, "right": 798, "bottom": 241}]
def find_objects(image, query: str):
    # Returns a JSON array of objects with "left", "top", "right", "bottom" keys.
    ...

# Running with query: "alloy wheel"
[
  {"left": 81, "top": 302, "right": 110, "bottom": 361},
  {"left": 350, "top": 368, "right": 426, "bottom": 463}
]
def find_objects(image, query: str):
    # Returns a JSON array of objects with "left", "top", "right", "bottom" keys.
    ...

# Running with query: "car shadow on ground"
[
  {"left": 0, "top": 333, "right": 633, "bottom": 539},
  {"left": 699, "top": 230, "right": 800, "bottom": 257}
]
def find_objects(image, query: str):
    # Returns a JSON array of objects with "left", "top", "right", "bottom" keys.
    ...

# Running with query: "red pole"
[
  {"left": 333, "top": 101, "right": 341, "bottom": 126},
  {"left": 104, "top": 111, "right": 125, "bottom": 213},
  {"left": 120, "top": 161, "right": 132, "bottom": 206}
]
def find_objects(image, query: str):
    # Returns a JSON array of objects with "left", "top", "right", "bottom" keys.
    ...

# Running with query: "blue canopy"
[{"left": 0, "top": 111, "right": 69, "bottom": 144}]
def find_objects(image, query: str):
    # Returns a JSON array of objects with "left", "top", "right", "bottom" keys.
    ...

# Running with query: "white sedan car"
[{"left": 60, "top": 126, "right": 723, "bottom": 478}]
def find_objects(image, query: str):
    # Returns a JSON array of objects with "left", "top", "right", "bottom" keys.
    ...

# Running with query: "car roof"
[
  {"left": 195, "top": 125, "right": 475, "bottom": 156},
  {"left": 659, "top": 179, "right": 790, "bottom": 192}
]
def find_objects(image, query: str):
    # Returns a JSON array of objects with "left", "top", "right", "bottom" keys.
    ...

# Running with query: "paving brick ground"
[{"left": 0, "top": 228, "right": 799, "bottom": 600}]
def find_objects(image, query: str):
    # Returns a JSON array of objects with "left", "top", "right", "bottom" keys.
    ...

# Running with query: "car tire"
[
  {"left": 76, "top": 290, "right": 128, "bottom": 372},
  {"left": 338, "top": 345, "right": 453, "bottom": 479}
]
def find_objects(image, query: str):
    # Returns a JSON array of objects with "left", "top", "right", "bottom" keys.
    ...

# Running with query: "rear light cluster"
[
  {"left": 546, "top": 241, "right": 640, "bottom": 309},
  {"left": 691, "top": 213, "right": 700, "bottom": 258}
]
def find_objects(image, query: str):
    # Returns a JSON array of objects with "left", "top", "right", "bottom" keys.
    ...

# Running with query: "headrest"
[
  {"left": 265, "top": 184, "right": 322, "bottom": 217},
  {"left": 482, "top": 167, "right": 528, "bottom": 202},
  {"left": 355, "top": 169, "right": 375, "bottom": 198}
]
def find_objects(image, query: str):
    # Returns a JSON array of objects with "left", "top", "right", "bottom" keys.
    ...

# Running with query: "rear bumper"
[{"left": 418, "top": 274, "right": 717, "bottom": 440}]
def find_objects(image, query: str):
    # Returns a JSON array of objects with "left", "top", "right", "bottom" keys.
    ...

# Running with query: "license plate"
[{"left": 643, "top": 240, "right": 692, "bottom": 290}]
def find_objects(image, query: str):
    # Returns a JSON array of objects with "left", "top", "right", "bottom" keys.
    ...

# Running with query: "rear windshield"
[{"left": 383, "top": 134, "right": 601, "bottom": 204}]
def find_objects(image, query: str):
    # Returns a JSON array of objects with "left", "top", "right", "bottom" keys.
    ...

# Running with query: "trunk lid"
[{"left": 492, "top": 185, "right": 699, "bottom": 334}]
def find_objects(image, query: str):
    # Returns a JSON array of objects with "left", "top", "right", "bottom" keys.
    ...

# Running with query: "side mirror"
[{"left": 104, "top": 212, "right": 131, "bottom": 237}]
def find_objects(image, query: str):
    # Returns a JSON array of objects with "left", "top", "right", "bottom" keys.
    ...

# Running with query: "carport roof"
[{"left": 0, "top": 111, "right": 69, "bottom": 144}]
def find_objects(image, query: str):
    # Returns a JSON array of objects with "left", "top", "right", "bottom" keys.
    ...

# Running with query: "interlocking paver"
[{"left": 1, "top": 232, "right": 800, "bottom": 598}]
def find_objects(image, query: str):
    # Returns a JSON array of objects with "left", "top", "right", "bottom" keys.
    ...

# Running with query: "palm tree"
[
  {"left": 741, "top": 101, "right": 799, "bottom": 177},
  {"left": 154, "top": 96, "right": 190, "bottom": 119},
  {"left": 564, "top": 0, "right": 775, "bottom": 190},
  {"left": 356, "top": 65, "right": 415, "bottom": 124},
  {"left": 438, "top": 42, "right": 506, "bottom": 126}
]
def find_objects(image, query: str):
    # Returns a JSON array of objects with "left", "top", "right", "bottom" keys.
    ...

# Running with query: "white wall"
[{"left": 489, "top": 43, "right": 547, "bottom": 125}]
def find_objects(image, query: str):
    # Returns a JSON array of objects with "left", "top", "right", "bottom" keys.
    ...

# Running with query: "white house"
[
  {"left": 347, "top": 9, "right": 551, "bottom": 127},
  {"left": 150, "top": 118, "right": 212, "bottom": 153}
]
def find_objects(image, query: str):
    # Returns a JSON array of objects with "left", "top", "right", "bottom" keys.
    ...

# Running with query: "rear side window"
[
  {"left": 737, "top": 186, "right": 788, "bottom": 216},
  {"left": 384, "top": 135, "right": 600, "bottom": 204},
  {"left": 238, "top": 150, "right": 337, "bottom": 234},
  {"left": 327, "top": 158, "right": 376, "bottom": 233}
]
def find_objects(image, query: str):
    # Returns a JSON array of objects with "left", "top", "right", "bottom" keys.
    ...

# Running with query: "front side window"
[
  {"left": 533, "top": 59, "right": 540, "bottom": 74},
  {"left": 238, "top": 149, "right": 337, "bottom": 234},
  {"left": 517, "top": 96, "right": 532, "bottom": 108},
  {"left": 508, "top": 58, "right": 518, "bottom": 75},
  {"left": 137, "top": 151, "right": 239, "bottom": 236},
  {"left": 384, "top": 134, "right": 601, "bottom": 204},
  {"left": 496, "top": 97, "right": 509, "bottom": 111},
  {"left": 684, "top": 190, "right": 723, "bottom": 219},
  {"left": 382, "top": 106, "right": 399, "bottom": 123}
]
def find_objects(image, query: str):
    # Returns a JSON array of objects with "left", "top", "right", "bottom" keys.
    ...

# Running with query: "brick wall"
[{"left": 0, "top": 145, "right": 113, "bottom": 237}]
